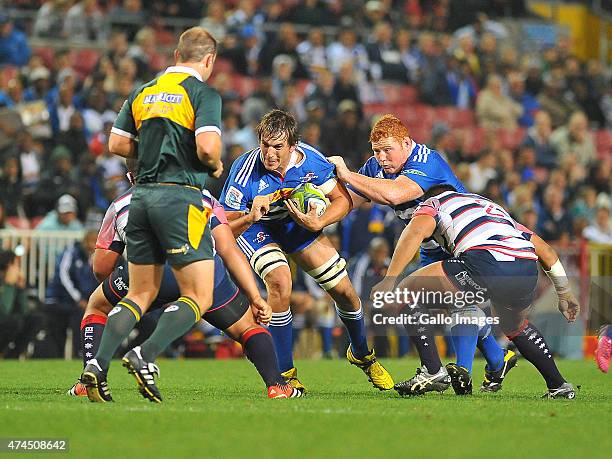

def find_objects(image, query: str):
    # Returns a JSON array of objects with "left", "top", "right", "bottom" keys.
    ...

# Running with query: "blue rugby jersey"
[
  {"left": 220, "top": 141, "right": 337, "bottom": 222},
  {"left": 352, "top": 142, "right": 466, "bottom": 224}
]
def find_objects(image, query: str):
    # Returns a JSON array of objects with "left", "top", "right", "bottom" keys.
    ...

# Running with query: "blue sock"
[
  {"left": 451, "top": 324, "right": 478, "bottom": 373},
  {"left": 269, "top": 310, "right": 294, "bottom": 373},
  {"left": 398, "top": 334, "right": 410, "bottom": 357},
  {"left": 319, "top": 327, "right": 333, "bottom": 354},
  {"left": 335, "top": 304, "right": 369, "bottom": 359},
  {"left": 477, "top": 334, "right": 504, "bottom": 371}
]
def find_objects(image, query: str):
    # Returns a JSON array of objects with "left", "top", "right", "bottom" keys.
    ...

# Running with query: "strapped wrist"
[{"left": 544, "top": 259, "right": 570, "bottom": 294}]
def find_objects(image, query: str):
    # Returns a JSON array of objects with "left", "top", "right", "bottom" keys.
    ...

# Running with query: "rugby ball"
[{"left": 289, "top": 183, "right": 330, "bottom": 217}]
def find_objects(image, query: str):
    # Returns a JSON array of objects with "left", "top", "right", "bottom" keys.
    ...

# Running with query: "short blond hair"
[
  {"left": 177, "top": 27, "right": 217, "bottom": 63},
  {"left": 370, "top": 114, "right": 410, "bottom": 144}
]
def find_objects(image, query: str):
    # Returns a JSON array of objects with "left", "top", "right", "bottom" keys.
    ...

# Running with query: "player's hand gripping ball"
[{"left": 288, "top": 183, "right": 330, "bottom": 217}]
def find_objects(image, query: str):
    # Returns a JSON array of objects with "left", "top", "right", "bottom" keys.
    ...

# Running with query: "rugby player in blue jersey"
[
  {"left": 221, "top": 109, "right": 393, "bottom": 393},
  {"left": 329, "top": 114, "right": 514, "bottom": 395}
]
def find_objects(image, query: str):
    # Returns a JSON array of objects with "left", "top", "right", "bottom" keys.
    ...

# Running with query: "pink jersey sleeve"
[
  {"left": 212, "top": 197, "right": 228, "bottom": 225},
  {"left": 96, "top": 204, "right": 117, "bottom": 250},
  {"left": 413, "top": 197, "right": 440, "bottom": 218},
  {"left": 515, "top": 222, "right": 534, "bottom": 235}
]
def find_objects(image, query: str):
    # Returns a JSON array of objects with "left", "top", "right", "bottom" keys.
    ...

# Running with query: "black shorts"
[
  {"left": 101, "top": 263, "right": 250, "bottom": 330},
  {"left": 442, "top": 249, "right": 538, "bottom": 311}
]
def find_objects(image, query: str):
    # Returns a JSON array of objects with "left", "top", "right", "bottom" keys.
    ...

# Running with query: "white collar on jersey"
[{"left": 163, "top": 65, "right": 203, "bottom": 82}]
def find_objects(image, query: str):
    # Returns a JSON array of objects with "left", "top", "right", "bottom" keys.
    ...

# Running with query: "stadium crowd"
[{"left": 0, "top": 0, "right": 610, "bottom": 359}]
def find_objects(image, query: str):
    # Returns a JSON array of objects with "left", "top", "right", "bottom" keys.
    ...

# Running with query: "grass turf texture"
[{"left": 0, "top": 358, "right": 610, "bottom": 458}]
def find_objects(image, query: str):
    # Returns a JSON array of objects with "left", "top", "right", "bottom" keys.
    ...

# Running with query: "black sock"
[
  {"left": 509, "top": 321, "right": 565, "bottom": 389},
  {"left": 80, "top": 314, "right": 107, "bottom": 367},
  {"left": 403, "top": 307, "right": 442, "bottom": 374},
  {"left": 241, "top": 327, "right": 284, "bottom": 387}
]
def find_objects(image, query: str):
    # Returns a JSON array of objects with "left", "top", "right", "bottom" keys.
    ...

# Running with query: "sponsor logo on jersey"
[
  {"left": 299, "top": 172, "right": 318, "bottom": 182},
  {"left": 166, "top": 244, "right": 190, "bottom": 255},
  {"left": 258, "top": 179, "right": 269, "bottom": 193},
  {"left": 225, "top": 186, "right": 244, "bottom": 209},
  {"left": 143, "top": 93, "right": 184, "bottom": 104},
  {"left": 261, "top": 187, "right": 294, "bottom": 205},
  {"left": 404, "top": 168, "right": 428, "bottom": 176}
]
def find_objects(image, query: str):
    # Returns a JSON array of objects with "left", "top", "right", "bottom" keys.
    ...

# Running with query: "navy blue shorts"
[
  {"left": 442, "top": 249, "right": 538, "bottom": 311},
  {"left": 236, "top": 219, "right": 320, "bottom": 258},
  {"left": 420, "top": 245, "right": 452, "bottom": 267},
  {"left": 101, "top": 261, "right": 248, "bottom": 330}
]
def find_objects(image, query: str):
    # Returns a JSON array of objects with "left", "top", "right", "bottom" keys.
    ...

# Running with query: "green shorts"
[{"left": 126, "top": 184, "right": 214, "bottom": 266}]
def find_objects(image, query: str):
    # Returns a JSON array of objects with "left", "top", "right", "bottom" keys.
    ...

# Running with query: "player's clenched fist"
[
  {"left": 211, "top": 160, "right": 224, "bottom": 179},
  {"left": 251, "top": 296, "right": 272, "bottom": 325},
  {"left": 249, "top": 194, "right": 271, "bottom": 223},
  {"left": 327, "top": 156, "right": 350, "bottom": 181}
]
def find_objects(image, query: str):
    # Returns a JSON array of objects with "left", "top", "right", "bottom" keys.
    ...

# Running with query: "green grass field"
[{"left": 0, "top": 358, "right": 610, "bottom": 458}]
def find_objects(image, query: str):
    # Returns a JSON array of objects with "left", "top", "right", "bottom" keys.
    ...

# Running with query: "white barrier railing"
[{"left": 0, "top": 229, "right": 85, "bottom": 302}]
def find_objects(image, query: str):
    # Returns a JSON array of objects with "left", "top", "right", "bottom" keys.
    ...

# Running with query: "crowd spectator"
[
  {"left": 508, "top": 71, "right": 539, "bottom": 127},
  {"left": 37, "top": 194, "right": 84, "bottom": 231},
  {"left": 321, "top": 99, "right": 369, "bottom": 168},
  {"left": 583, "top": 206, "right": 612, "bottom": 244},
  {"left": 522, "top": 110, "right": 557, "bottom": 169},
  {"left": 0, "top": 249, "right": 43, "bottom": 358},
  {"left": 476, "top": 73, "right": 522, "bottom": 129},
  {"left": 0, "top": 156, "right": 23, "bottom": 218},
  {"left": 199, "top": 0, "right": 228, "bottom": 42},
  {"left": 550, "top": 111, "right": 597, "bottom": 167},
  {"left": 0, "top": 13, "right": 30, "bottom": 67},
  {"left": 64, "top": 0, "right": 108, "bottom": 42}
]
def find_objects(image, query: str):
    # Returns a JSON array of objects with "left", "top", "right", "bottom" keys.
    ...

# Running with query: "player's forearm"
[
  {"left": 344, "top": 172, "right": 419, "bottom": 206},
  {"left": 318, "top": 195, "right": 351, "bottom": 228},
  {"left": 226, "top": 212, "right": 255, "bottom": 237},
  {"left": 531, "top": 232, "right": 571, "bottom": 295},
  {"left": 386, "top": 230, "right": 423, "bottom": 279}
]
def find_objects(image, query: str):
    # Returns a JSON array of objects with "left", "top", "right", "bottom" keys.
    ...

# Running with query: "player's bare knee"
[{"left": 264, "top": 270, "right": 292, "bottom": 303}]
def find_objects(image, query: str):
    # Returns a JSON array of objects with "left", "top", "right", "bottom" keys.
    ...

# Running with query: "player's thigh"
[
  {"left": 206, "top": 292, "right": 252, "bottom": 340},
  {"left": 148, "top": 185, "right": 215, "bottom": 266},
  {"left": 86, "top": 283, "right": 114, "bottom": 316},
  {"left": 125, "top": 262, "right": 164, "bottom": 311},
  {"left": 125, "top": 186, "right": 165, "bottom": 265},
  {"left": 171, "top": 258, "right": 215, "bottom": 312}
]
